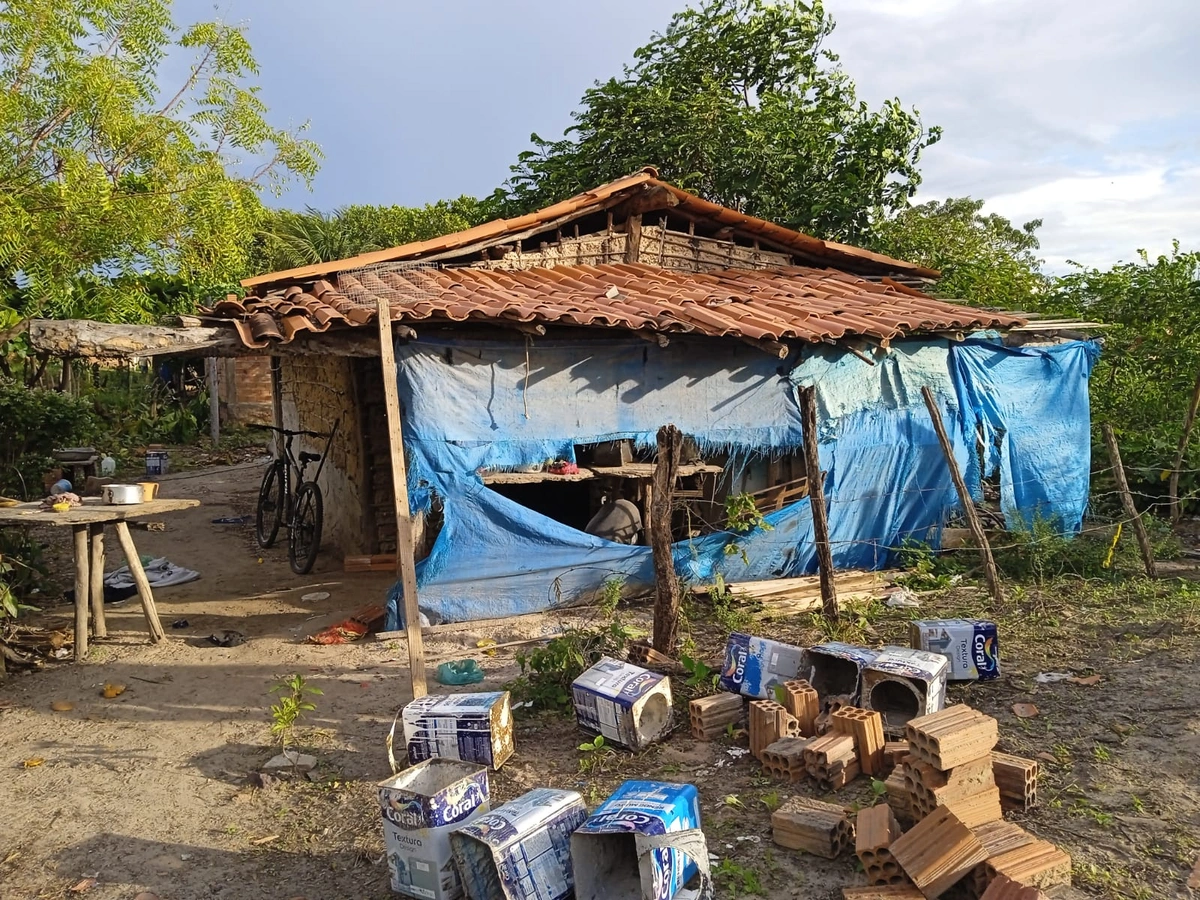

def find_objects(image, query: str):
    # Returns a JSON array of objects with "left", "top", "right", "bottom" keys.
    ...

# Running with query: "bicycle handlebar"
[{"left": 249, "top": 424, "right": 329, "bottom": 439}]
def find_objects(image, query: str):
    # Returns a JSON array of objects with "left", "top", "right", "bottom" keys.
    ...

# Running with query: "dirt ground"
[{"left": 1, "top": 462, "right": 1198, "bottom": 900}]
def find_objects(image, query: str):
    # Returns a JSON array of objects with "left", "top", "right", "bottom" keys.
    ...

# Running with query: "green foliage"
[
  {"left": 508, "top": 619, "right": 639, "bottom": 712},
  {"left": 598, "top": 575, "right": 626, "bottom": 618},
  {"left": 723, "top": 492, "right": 772, "bottom": 565},
  {"left": 705, "top": 573, "right": 760, "bottom": 635},
  {"left": 251, "top": 197, "right": 485, "bottom": 273},
  {"left": 0, "top": 375, "right": 99, "bottom": 497},
  {"left": 895, "top": 538, "right": 963, "bottom": 591},
  {"left": 577, "top": 734, "right": 615, "bottom": 774},
  {"left": 680, "top": 653, "right": 719, "bottom": 691},
  {"left": 489, "top": 0, "right": 939, "bottom": 243},
  {"left": 0, "top": 0, "right": 320, "bottom": 324},
  {"left": 872, "top": 197, "right": 1047, "bottom": 309},
  {"left": 268, "top": 674, "right": 323, "bottom": 748},
  {"left": 713, "top": 858, "right": 764, "bottom": 897}
]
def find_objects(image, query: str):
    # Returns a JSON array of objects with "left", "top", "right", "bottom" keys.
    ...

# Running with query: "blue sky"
[{"left": 174, "top": 0, "right": 1200, "bottom": 271}]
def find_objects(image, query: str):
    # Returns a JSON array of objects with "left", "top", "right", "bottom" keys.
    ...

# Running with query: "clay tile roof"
[
  {"left": 240, "top": 169, "right": 939, "bottom": 288},
  {"left": 212, "top": 262, "right": 1024, "bottom": 350}
]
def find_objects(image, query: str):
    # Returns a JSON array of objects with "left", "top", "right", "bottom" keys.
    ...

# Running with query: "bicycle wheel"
[
  {"left": 255, "top": 463, "right": 284, "bottom": 548},
  {"left": 289, "top": 481, "right": 323, "bottom": 575}
]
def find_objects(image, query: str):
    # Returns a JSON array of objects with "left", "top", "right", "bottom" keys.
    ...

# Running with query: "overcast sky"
[{"left": 174, "top": 0, "right": 1199, "bottom": 271}]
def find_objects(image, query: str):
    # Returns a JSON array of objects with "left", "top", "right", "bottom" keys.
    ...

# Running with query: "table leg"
[
  {"left": 72, "top": 525, "right": 89, "bottom": 662},
  {"left": 113, "top": 521, "right": 165, "bottom": 643},
  {"left": 89, "top": 523, "right": 107, "bottom": 638}
]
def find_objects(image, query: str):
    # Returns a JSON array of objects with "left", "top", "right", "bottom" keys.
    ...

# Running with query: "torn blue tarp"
[
  {"left": 950, "top": 339, "right": 1100, "bottom": 532},
  {"left": 385, "top": 336, "right": 1098, "bottom": 627}
]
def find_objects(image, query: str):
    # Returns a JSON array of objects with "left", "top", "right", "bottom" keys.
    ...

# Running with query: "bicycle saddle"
[{"left": 299, "top": 451, "right": 321, "bottom": 464}]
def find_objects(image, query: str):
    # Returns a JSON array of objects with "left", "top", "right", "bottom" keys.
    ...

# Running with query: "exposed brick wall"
[
  {"left": 218, "top": 357, "right": 273, "bottom": 426},
  {"left": 277, "top": 355, "right": 368, "bottom": 556}
]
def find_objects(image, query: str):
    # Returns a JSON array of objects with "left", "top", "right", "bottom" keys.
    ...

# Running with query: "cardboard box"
[
  {"left": 378, "top": 759, "right": 491, "bottom": 900},
  {"left": 572, "top": 780, "right": 706, "bottom": 900},
  {"left": 450, "top": 788, "right": 587, "bottom": 900},
  {"left": 571, "top": 658, "right": 673, "bottom": 750},
  {"left": 861, "top": 647, "right": 949, "bottom": 735},
  {"left": 801, "top": 642, "right": 881, "bottom": 703},
  {"left": 718, "top": 632, "right": 807, "bottom": 699},
  {"left": 403, "top": 692, "right": 515, "bottom": 769},
  {"left": 908, "top": 619, "right": 1001, "bottom": 681}
]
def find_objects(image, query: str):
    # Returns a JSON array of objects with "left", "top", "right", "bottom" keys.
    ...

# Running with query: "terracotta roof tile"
[{"left": 210, "top": 262, "right": 1023, "bottom": 350}]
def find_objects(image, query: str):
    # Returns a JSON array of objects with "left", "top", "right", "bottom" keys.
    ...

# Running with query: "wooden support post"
[
  {"left": 921, "top": 386, "right": 1003, "bottom": 602},
  {"left": 623, "top": 214, "right": 643, "bottom": 264},
  {"left": 1168, "top": 367, "right": 1200, "bottom": 524},
  {"left": 88, "top": 523, "right": 106, "bottom": 639},
  {"left": 377, "top": 298, "right": 427, "bottom": 699},
  {"left": 799, "top": 386, "right": 838, "bottom": 619},
  {"left": 72, "top": 525, "right": 89, "bottom": 661},
  {"left": 651, "top": 424, "right": 682, "bottom": 653},
  {"left": 114, "top": 521, "right": 165, "bottom": 642},
  {"left": 206, "top": 357, "right": 220, "bottom": 446},
  {"left": 1102, "top": 424, "right": 1157, "bottom": 578}
]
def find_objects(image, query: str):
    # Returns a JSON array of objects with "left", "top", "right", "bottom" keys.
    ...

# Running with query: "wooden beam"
[
  {"left": 624, "top": 214, "right": 643, "bottom": 264},
  {"left": 28, "top": 318, "right": 391, "bottom": 359},
  {"left": 799, "top": 386, "right": 838, "bottom": 619},
  {"left": 921, "top": 386, "right": 1002, "bottom": 602},
  {"left": 1169, "top": 367, "right": 1200, "bottom": 524},
  {"left": 377, "top": 298, "right": 428, "bottom": 699},
  {"left": 651, "top": 424, "right": 682, "bottom": 653},
  {"left": 206, "top": 357, "right": 220, "bottom": 445},
  {"left": 1102, "top": 424, "right": 1157, "bottom": 578},
  {"left": 72, "top": 526, "right": 89, "bottom": 662},
  {"left": 88, "top": 524, "right": 106, "bottom": 639}
]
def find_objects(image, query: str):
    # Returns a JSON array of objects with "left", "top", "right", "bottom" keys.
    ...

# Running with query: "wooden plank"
[
  {"left": 113, "top": 521, "right": 165, "bottom": 643},
  {"left": 650, "top": 424, "right": 682, "bottom": 653},
  {"left": 88, "top": 524, "right": 106, "bottom": 639},
  {"left": 1102, "top": 424, "right": 1157, "bottom": 578},
  {"left": 1169, "top": 372, "right": 1200, "bottom": 524},
  {"left": 921, "top": 386, "right": 1003, "bottom": 602},
  {"left": 799, "top": 386, "right": 838, "bottom": 619},
  {"left": 72, "top": 526, "right": 89, "bottom": 662},
  {"left": 206, "top": 357, "right": 220, "bottom": 445},
  {"left": 378, "top": 297, "right": 427, "bottom": 699},
  {"left": 623, "top": 213, "right": 643, "bottom": 263},
  {"left": 0, "top": 498, "right": 199, "bottom": 527}
]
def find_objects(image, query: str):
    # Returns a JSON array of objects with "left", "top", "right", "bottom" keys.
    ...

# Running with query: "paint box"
[
  {"left": 718, "top": 632, "right": 807, "bottom": 699},
  {"left": 861, "top": 646, "right": 949, "bottom": 736},
  {"left": 801, "top": 642, "right": 881, "bottom": 704},
  {"left": 572, "top": 780, "right": 707, "bottom": 900},
  {"left": 378, "top": 758, "right": 491, "bottom": 900},
  {"left": 403, "top": 692, "right": 515, "bottom": 769},
  {"left": 450, "top": 788, "right": 588, "bottom": 900},
  {"left": 908, "top": 618, "right": 1001, "bottom": 681},
  {"left": 571, "top": 658, "right": 673, "bottom": 750}
]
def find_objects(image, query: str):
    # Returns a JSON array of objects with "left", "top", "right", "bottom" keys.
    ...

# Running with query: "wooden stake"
[
  {"left": 921, "top": 386, "right": 1002, "bottom": 602},
  {"left": 1168, "top": 367, "right": 1200, "bottom": 524},
  {"left": 651, "top": 424, "right": 682, "bottom": 653},
  {"left": 88, "top": 524, "right": 106, "bottom": 639},
  {"left": 72, "top": 525, "right": 89, "bottom": 662},
  {"left": 799, "top": 386, "right": 838, "bottom": 619},
  {"left": 206, "top": 357, "right": 220, "bottom": 446},
  {"left": 623, "top": 213, "right": 643, "bottom": 264},
  {"left": 1102, "top": 424, "right": 1157, "bottom": 578},
  {"left": 377, "top": 298, "right": 427, "bottom": 698},
  {"left": 113, "top": 521, "right": 165, "bottom": 642}
]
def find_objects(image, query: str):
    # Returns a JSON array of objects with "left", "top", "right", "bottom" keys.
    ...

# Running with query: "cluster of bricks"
[{"left": 759, "top": 703, "right": 1070, "bottom": 900}]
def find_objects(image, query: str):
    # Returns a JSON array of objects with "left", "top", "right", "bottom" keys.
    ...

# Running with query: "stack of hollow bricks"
[{"left": 866, "top": 705, "right": 1071, "bottom": 899}]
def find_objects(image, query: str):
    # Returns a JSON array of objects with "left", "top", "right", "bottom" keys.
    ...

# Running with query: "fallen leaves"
[
  {"left": 101, "top": 682, "right": 126, "bottom": 699},
  {"left": 50, "top": 700, "right": 74, "bottom": 712},
  {"left": 1012, "top": 702, "right": 1040, "bottom": 719},
  {"left": 1068, "top": 674, "right": 1102, "bottom": 686},
  {"left": 1035, "top": 751, "right": 1059, "bottom": 764},
  {"left": 251, "top": 834, "right": 280, "bottom": 846},
  {"left": 1188, "top": 856, "right": 1200, "bottom": 890},
  {"left": 22, "top": 757, "right": 43, "bottom": 768},
  {"left": 68, "top": 877, "right": 97, "bottom": 893}
]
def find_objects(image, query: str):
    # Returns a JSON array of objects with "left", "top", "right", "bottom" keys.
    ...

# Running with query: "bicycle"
[{"left": 253, "top": 420, "right": 339, "bottom": 575}]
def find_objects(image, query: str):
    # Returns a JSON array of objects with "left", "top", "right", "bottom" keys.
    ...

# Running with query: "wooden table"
[{"left": 0, "top": 498, "right": 200, "bottom": 661}]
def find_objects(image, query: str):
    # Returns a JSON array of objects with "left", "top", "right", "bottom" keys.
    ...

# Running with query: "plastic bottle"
[{"left": 100, "top": 455, "right": 116, "bottom": 476}]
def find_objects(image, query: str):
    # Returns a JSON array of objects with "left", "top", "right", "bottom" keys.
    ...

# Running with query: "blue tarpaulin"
[{"left": 385, "top": 335, "right": 1098, "bottom": 627}]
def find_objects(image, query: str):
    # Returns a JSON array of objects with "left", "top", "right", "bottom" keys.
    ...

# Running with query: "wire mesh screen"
[{"left": 335, "top": 260, "right": 440, "bottom": 310}]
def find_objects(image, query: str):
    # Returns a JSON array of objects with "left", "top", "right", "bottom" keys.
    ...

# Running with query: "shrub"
[{"left": 0, "top": 377, "right": 99, "bottom": 498}]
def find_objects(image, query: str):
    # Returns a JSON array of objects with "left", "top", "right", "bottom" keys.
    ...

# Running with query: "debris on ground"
[
  {"left": 100, "top": 682, "right": 126, "bottom": 699},
  {"left": 1011, "top": 702, "right": 1040, "bottom": 719},
  {"left": 434, "top": 659, "right": 485, "bottom": 686},
  {"left": 306, "top": 604, "right": 384, "bottom": 644},
  {"left": 262, "top": 750, "right": 317, "bottom": 773},
  {"left": 398, "top": 691, "right": 514, "bottom": 770},
  {"left": 50, "top": 700, "right": 74, "bottom": 712},
  {"left": 208, "top": 630, "right": 246, "bottom": 648},
  {"left": 571, "top": 657, "right": 673, "bottom": 750}
]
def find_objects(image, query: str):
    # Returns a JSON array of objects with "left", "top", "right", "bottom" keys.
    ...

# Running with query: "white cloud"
[{"left": 827, "top": 0, "right": 1200, "bottom": 268}]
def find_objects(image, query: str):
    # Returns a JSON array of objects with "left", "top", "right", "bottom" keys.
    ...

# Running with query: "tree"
[
  {"left": 0, "top": 0, "right": 321, "bottom": 324},
  {"left": 872, "top": 198, "right": 1047, "bottom": 309},
  {"left": 489, "top": 0, "right": 940, "bottom": 242},
  {"left": 252, "top": 197, "right": 487, "bottom": 273}
]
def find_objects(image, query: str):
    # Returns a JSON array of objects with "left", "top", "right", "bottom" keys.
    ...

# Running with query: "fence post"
[
  {"left": 799, "top": 386, "right": 838, "bottom": 620},
  {"left": 1102, "top": 424, "right": 1158, "bottom": 578},
  {"left": 1168, "top": 368, "right": 1200, "bottom": 524},
  {"left": 921, "top": 386, "right": 1003, "bottom": 602},
  {"left": 651, "top": 424, "right": 682, "bottom": 653}
]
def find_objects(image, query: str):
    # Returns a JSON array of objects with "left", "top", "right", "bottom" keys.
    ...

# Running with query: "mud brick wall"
[
  {"left": 218, "top": 357, "right": 273, "bottom": 426},
  {"left": 278, "top": 355, "right": 369, "bottom": 556}
]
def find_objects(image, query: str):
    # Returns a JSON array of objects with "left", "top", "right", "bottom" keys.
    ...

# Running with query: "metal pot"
[{"left": 102, "top": 484, "right": 144, "bottom": 505}]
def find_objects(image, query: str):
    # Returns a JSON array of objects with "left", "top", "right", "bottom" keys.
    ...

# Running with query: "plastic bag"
[{"left": 435, "top": 659, "right": 484, "bottom": 685}]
